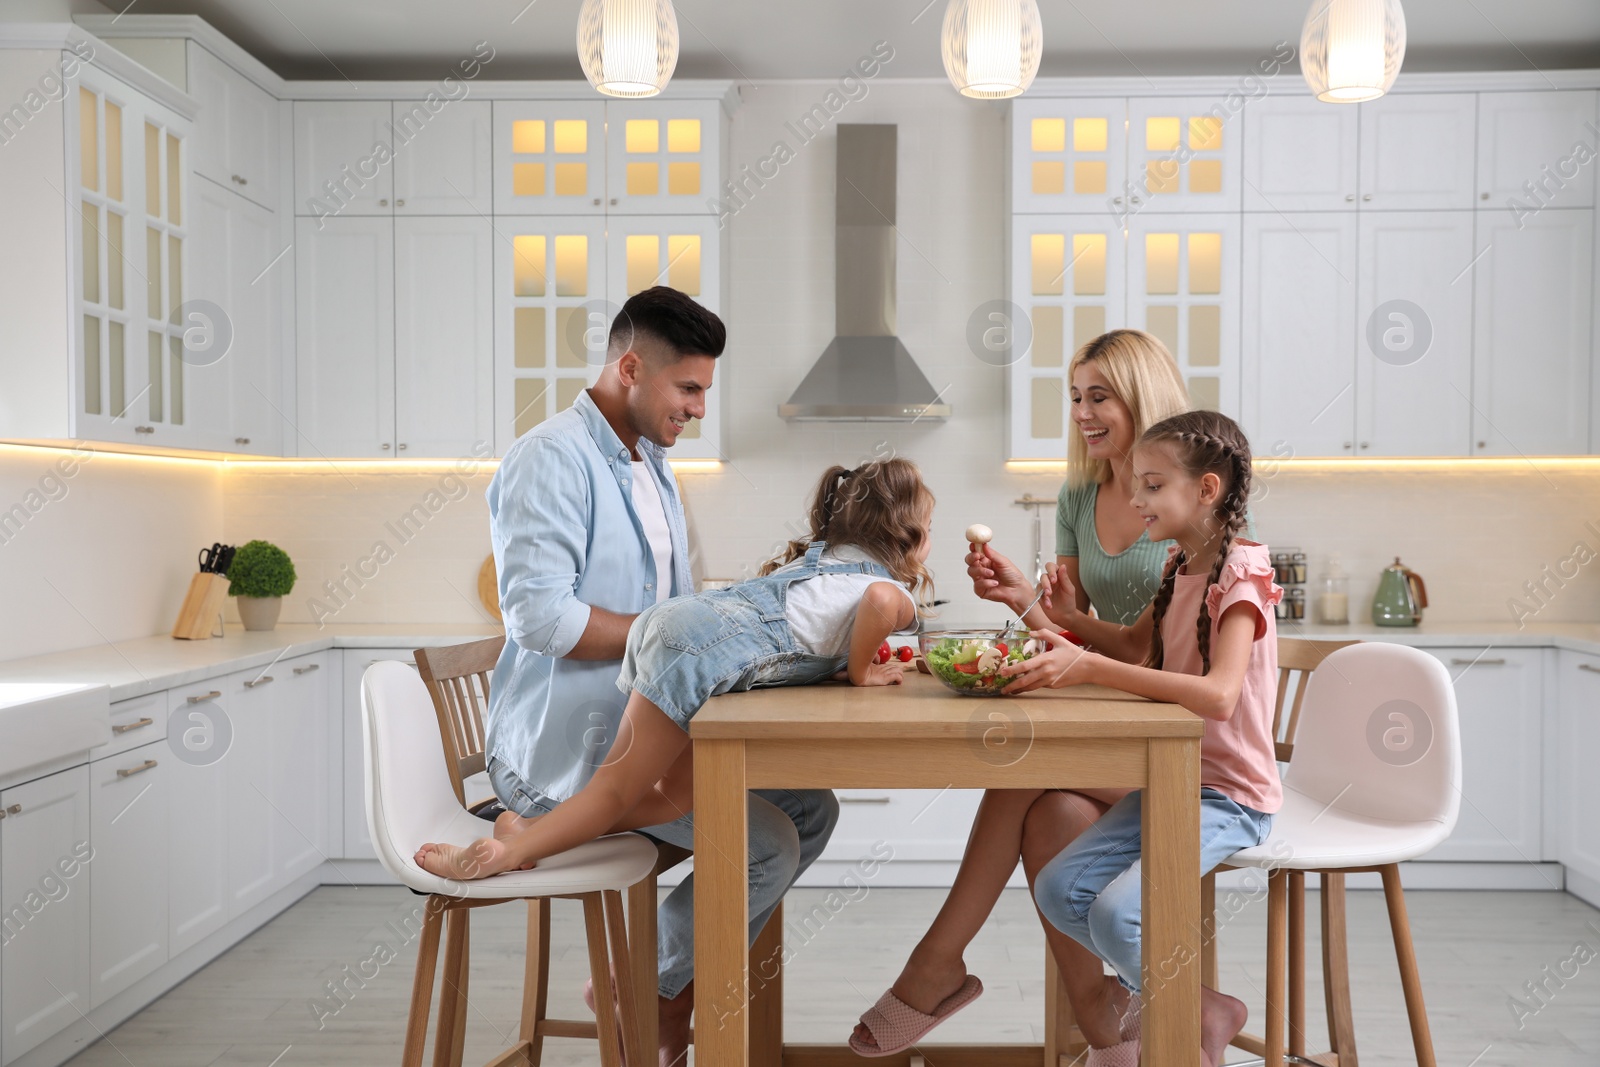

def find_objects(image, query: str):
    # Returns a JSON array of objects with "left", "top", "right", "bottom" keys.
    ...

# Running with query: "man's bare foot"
[
  {"left": 1199, "top": 986, "right": 1248, "bottom": 1067},
  {"left": 414, "top": 836, "right": 524, "bottom": 880},
  {"left": 849, "top": 946, "right": 969, "bottom": 1050}
]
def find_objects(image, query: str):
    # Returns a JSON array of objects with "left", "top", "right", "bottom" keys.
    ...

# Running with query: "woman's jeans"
[
  {"left": 1033, "top": 787, "right": 1272, "bottom": 996},
  {"left": 490, "top": 755, "right": 839, "bottom": 999}
]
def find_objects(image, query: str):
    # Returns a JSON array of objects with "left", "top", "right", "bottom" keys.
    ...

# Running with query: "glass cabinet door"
[
  {"left": 604, "top": 99, "right": 721, "bottom": 215},
  {"left": 493, "top": 217, "right": 608, "bottom": 453},
  {"left": 75, "top": 78, "right": 135, "bottom": 435},
  {"left": 1010, "top": 97, "right": 1127, "bottom": 216},
  {"left": 605, "top": 216, "right": 723, "bottom": 460},
  {"left": 1126, "top": 98, "right": 1242, "bottom": 214},
  {"left": 1007, "top": 215, "right": 1127, "bottom": 460},
  {"left": 140, "top": 102, "right": 189, "bottom": 440},
  {"left": 492, "top": 102, "right": 607, "bottom": 215},
  {"left": 1126, "top": 214, "right": 1241, "bottom": 418}
]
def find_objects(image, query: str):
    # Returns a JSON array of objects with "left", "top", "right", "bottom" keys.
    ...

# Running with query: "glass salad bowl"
[{"left": 918, "top": 629, "right": 1038, "bottom": 696}]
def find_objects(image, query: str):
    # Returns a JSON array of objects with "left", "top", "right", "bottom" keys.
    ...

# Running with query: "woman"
[{"left": 851, "top": 330, "right": 1189, "bottom": 1056}]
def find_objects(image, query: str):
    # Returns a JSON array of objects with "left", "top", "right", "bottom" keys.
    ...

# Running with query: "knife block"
[{"left": 172, "top": 572, "right": 230, "bottom": 640}]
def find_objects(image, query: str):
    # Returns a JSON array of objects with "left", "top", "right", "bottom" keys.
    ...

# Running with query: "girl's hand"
[
  {"left": 965, "top": 543, "right": 1033, "bottom": 614},
  {"left": 1001, "top": 629, "right": 1102, "bottom": 692},
  {"left": 1038, "top": 563, "right": 1084, "bottom": 626},
  {"left": 840, "top": 661, "right": 906, "bottom": 687}
]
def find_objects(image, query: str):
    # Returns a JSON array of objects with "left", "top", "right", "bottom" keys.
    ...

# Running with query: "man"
[{"left": 484, "top": 286, "right": 839, "bottom": 1065}]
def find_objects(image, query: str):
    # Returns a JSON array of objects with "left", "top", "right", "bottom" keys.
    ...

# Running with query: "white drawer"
[
  {"left": 88, "top": 691, "right": 168, "bottom": 763},
  {"left": 824, "top": 788, "right": 984, "bottom": 864}
]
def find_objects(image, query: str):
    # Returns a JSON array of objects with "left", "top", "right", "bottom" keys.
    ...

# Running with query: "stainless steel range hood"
[{"left": 779, "top": 124, "right": 950, "bottom": 422}]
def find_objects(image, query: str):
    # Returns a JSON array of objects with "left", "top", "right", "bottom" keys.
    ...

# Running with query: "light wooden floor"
[{"left": 67, "top": 884, "right": 1599, "bottom": 1066}]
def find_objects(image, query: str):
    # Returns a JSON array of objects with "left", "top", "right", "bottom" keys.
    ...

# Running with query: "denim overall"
[{"left": 616, "top": 540, "right": 898, "bottom": 728}]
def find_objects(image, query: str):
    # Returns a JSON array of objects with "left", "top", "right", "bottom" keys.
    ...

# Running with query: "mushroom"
[
  {"left": 976, "top": 647, "right": 1003, "bottom": 675},
  {"left": 966, "top": 523, "right": 993, "bottom": 546}
]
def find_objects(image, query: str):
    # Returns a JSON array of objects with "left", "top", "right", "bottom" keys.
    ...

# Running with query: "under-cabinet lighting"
[{"left": 1006, "top": 457, "right": 1600, "bottom": 474}]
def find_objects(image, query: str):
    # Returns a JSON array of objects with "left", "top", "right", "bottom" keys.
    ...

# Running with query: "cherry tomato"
[
  {"left": 954, "top": 661, "right": 980, "bottom": 674},
  {"left": 897, "top": 645, "right": 914, "bottom": 662},
  {"left": 995, "top": 642, "right": 1009, "bottom": 657},
  {"left": 875, "top": 641, "right": 892, "bottom": 665}
]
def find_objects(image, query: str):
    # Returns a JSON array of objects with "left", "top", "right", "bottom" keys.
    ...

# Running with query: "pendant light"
[
  {"left": 940, "top": 0, "right": 1043, "bottom": 99},
  {"left": 1300, "top": 0, "right": 1407, "bottom": 103},
  {"left": 576, "top": 0, "right": 680, "bottom": 98}
]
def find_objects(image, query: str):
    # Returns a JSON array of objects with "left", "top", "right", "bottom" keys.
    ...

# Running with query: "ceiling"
[{"left": 97, "top": 0, "right": 1600, "bottom": 81}]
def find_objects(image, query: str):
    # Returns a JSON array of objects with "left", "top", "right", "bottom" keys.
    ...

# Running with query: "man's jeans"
[{"left": 489, "top": 756, "right": 839, "bottom": 998}]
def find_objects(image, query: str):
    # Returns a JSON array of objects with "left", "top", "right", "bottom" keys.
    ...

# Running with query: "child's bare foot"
[
  {"left": 849, "top": 946, "right": 970, "bottom": 1050},
  {"left": 1199, "top": 986, "right": 1248, "bottom": 1067},
  {"left": 414, "top": 836, "right": 528, "bottom": 880}
]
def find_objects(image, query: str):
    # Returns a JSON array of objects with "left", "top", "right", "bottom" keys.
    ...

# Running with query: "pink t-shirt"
[{"left": 1158, "top": 540, "right": 1284, "bottom": 814}]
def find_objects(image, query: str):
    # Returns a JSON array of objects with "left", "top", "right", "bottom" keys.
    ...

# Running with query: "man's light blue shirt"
[{"left": 485, "top": 389, "right": 694, "bottom": 805}]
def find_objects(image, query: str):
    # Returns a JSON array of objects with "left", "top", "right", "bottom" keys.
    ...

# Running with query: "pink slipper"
[
  {"left": 1087, "top": 1038, "right": 1140, "bottom": 1067},
  {"left": 848, "top": 975, "right": 984, "bottom": 1057}
]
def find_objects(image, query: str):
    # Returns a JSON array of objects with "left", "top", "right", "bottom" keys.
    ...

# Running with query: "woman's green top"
[{"left": 1054, "top": 480, "right": 1171, "bottom": 625}]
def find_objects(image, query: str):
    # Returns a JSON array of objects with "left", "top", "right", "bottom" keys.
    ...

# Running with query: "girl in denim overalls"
[{"left": 416, "top": 457, "right": 934, "bottom": 881}]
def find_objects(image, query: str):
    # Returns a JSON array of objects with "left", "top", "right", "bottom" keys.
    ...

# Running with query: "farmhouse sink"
[{"left": 0, "top": 682, "right": 110, "bottom": 778}]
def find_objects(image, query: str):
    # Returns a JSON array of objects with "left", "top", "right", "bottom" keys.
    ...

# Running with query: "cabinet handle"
[
  {"left": 135, "top": 425, "right": 154, "bottom": 434},
  {"left": 232, "top": 174, "right": 247, "bottom": 186},
  {"left": 398, "top": 443, "right": 408, "bottom": 450},
  {"left": 1578, "top": 663, "right": 1600, "bottom": 674},
  {"left": 1342, "top": 441, "right": 1352, "bottom": 450},
  {"left": 117, "top": 758, "right": 158, "bottom": 778},
  {"left": 1363, "top": 193, "right": 1373, "bottom": 201},
  {"left": 382, "top": 442, "right": 392, "bottom": 450},
  {"left": 1131, "top": 195, "right": 1142, "bottom": 204},
  {"left": 593, "top": 197, "right": 601, "bottom": 206},
  {"left": 6, "top": 804, "right": 21, "bottom": 815},
  {"left": 112, "top": 716, "right": 155, "bottom": 734},
  {"left": 1477, "top": 441, "right": 1487, "bottom": 449},
  {"left": 1451, "top": 657, "right": 1505, "bottom": 666},
  {"left": 1345, "top": 193, "right": 1355, "bottom": 202},
  {"left": 840, "top": 796, "right": 891, "bottom": 804},
  {"left": 378, "top": 198, "right": 389, "bottom": 206},
  {"left": 1359, "top": 442, "right": 1369, "bottom": 449},
  {"left": 1480, "top": 192, "right": 1490, "bottom": 201},
  {"left": 235, "top": 436, "right": 250, "bottom": 445},
  {"left": 293, "top": 663, "right": 321, "bottom": 675},
  {"left": 244, "top": 675, "right": 275, "bottom": 688},
  {"left": 1113, "top": 196, "right": 1123, "bottom": 204},
  {"left": 187, "top": 690, "right": 222, "bottom": 704},
  {"left": 396, "top": 198, "right": 406, "bottom": 207}
]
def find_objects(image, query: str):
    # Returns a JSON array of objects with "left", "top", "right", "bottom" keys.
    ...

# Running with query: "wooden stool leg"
[
  {"left": 749, "top": 900, "right": 784, "bottom": 1067},
  {"left": 1043, "top": 956, "right": 1086, "bottom": 1067},
  {"left": 403, "top": 897, "right": 446, "bottom": 1067},
  {"left": 520, "top": 898, "right": 550, "bottom": 1067},
  {"left": 582, "top": 894, "right": 625, "bottom": 1067},
  {"left": 1266, "top": 869, "right": 1287, "bottom": 1067},
  {"left": 628, "top": 872, "right": 660, "bottom": 1063},
  {"left": 1320, "top": 873, "right": 1358, "bottom": 1067},
  {"left": 1289, "top": 870, "right": 1306, "bottom": 1059},
  {"left": 1380, "top": 864, "right": 1438, "bottom": 1067},
  {"left": 604, "top": 890, "right": 647, "bottom": 1067},
  {"left": 1201, "top": 871, "right": 1219, "bottom": 991},
  {"left": 433, "top": 908, "right": 470, "bottom": 1067}
]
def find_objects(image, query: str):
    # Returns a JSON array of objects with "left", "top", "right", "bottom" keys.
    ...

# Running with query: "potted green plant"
[{"left": 227, "top": 540, "right": 297, "bottom": 631}]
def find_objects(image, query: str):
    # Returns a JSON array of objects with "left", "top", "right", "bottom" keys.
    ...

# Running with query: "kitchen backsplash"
[{"left": 4, "top": 82, "right": 1599, "bottom": 659}]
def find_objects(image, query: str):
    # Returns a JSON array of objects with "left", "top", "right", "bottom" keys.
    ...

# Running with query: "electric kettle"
[{"left": 1372, "top": 557, "right": 1428, "bottom": 627}]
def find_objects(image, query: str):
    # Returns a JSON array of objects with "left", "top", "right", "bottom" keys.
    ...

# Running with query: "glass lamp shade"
[
  {"left": 941, "top": 0, "right": 1043, "bottom": 99},
  {"left": 1300, "top": 0, "right": 1407, "bottom": 103},
  {"left": 577, "top": 0, "right": 680, "bottom": 98}
]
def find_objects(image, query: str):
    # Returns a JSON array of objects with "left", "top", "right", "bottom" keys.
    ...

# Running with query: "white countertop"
[
  {"left": 1, "top": 618, "right": 1597, "bottom": 705},
  {"left": 0, "top": 623, "right": 505, "bottom": 702}
]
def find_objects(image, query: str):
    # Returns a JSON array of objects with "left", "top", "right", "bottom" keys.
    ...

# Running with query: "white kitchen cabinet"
[
  {"left": 820, "top": 788, "right": 983, "bottom": 874},
  {"left": 268, "top": 653, "right": 333, "bottom": 883},
  {"left": 294, "top": 216, "right": 395, "bottom": 457},
  {"left": 1476, "top": 90, "right": 1598, "bottom": 210},
  {"left": 394, "top": 216, "right": 495, "bottom": 456},
  {"left": 1471, "top": 208, "right": 1594, "bottom": 456},
  {"left": 90, "top": 690, "right": 165, "bottom": 763},
  {"left": 223, "top": 665, "right": 278, "bottom": 915},
  {"left": 187, "top": 42, "right": 278, "bottom": 212},
  {"left": 1006, "top": 214, "right": 1128, "bottom": 460},
  {"left": 1357, "top": 93, "right": 1478, "bottom": 210},
  {"left": 1126, "top": 213, "right": 1241, "bottom": 417},
  {"left": 1355, "top": 211, "right": 1475, "bottom": 455},
  {"left": 604, "top": 98, "right": 722, "bottom": 215},
  {"left": 1241, "top": 213, "right": 1358, "bottom": 456},
  {"left": 605, "top": 215, "right": 726, "bottom": 460},
  {"left": 1557, "top": 650, "right": 1600, "bottom": 905},
  {"left": 1423, "top": 648, "right": 1542, "bottom": 862},
  {"left": 165, "top": 680, "right": 229, "bottom": 955},
  {"left": 1241, "top": 94, "right": 1360, "bottom": 212},
  {"left": 391, "top": 99, "right": 492, "bottom": 215},
  {"left": 0, "top": 765, "right": 91, "bottom": 1064},
  {"left": 293, "top": 100, "right": 393, "bottom": 216},
  {"left": 190, "top": 177, "right": 286, "bottom": 455},
  {"left": 88, "top": 738, "right": 168, "bottom": 1008},
  {"left": 1009, "top": 97, "right": 1128, "bottom": 215},
  {"left": 493, "top": 100, "right": 607, "bottom": 215},
  {"left": 341, "top": 649, "right": 419, "bottom": 861},
  {"left": 1126, "top": 97, "right": 1242, "bottom": 213}
]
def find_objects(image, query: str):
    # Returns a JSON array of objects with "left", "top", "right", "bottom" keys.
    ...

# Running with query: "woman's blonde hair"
[
  {"left": 762, "top": 458, "right": 935, "bottom": 607},
  {"left": 1065, "top": 329, "right": 1190, "bottom": 489}
]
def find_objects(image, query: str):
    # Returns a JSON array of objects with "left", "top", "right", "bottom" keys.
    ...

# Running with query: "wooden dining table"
[{"left": 690, "top": 670, "right": 1206, "bottom": 1067}]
